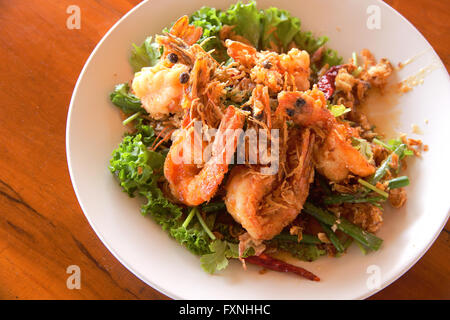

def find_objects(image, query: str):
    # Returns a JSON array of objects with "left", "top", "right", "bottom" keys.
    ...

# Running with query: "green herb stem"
[
  {"left": 303, "top": 202, "right": 383, "bottom": 251},
  {"left": 371, "top": 143, "right": 407, "bottom": 184},
  {"left": 274, "top": 233, "right": 321, "bottom": 245},
  {"left": 352, "top": 51, "right": 358, "bottom": 66},
  {"left": 336, "top": 237, "right": 353, "bottom": 257},
  {"left": 182, "top": 207, "right": 197, "bottom": 229},
  {"left": 319, "top": 222, "right": 345, "bottom": 253},
  {"left": 201, "top": 201, "right": 227, "bottom": 213},
  {"left": 122, "top": 111, "right": 142, "bottom": 126},
  {"left": 324, "top": 194, "right": 386, "bottom": 205},
  {"left": 388, "top": 176, "right": 410, "bottom": 189},
  {"left": 372, "top": 138, "right": 393, "bottom": 151},
  {"left": 195, "top": 209, "right": 216, "bottom": 241},
  {"left": 358, "top": 179, "right": 389, "bottom": 198},
  {"left": 355, "top": 241, "right": 369, "bottom": 255}
]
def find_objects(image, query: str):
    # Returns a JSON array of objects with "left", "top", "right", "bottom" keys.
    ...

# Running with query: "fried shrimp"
[
  {"left": 225, "top": 87, "right": 314, "bottom": 240},
  {"left": 132, "top": 63, "right": 189, "bottom": 119},
  {"left": 164, "top": 106, "right": 245, "bottom": 206},
  {"left": 225, "top": 39, "right": 310, "bottom": 93},
  {"left": 225, "top": 128, "right": 315, "bottom": 240},
  {"left": 131, "top": 16, "right": 204, "bottom": 120},
  {"left": 278, "top": 88, "right": 375, "bottom": 181},
  {"left": 314, "top": 123, "right": 375, "bottom": 181}
]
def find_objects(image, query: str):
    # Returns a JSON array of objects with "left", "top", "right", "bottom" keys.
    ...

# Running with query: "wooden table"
[{"left": 0, "top": 0, "right": 448, "bottom": 300}]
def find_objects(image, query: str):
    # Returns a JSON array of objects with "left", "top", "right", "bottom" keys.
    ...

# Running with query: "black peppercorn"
[
  {"left": 167, "top": 53, "right": 178, "bottom": 63},
  {"left": 286, "top": 108, "right": 295, "bottom": 117},
  {"left": 295, "top": 98, "right": 306, "bottom": 108},
  {"left": 179, "top": 72, "right": 190, "bottom": 84},
  {"left": 262, "top": 60, "right": 272, "bottom": 69}
]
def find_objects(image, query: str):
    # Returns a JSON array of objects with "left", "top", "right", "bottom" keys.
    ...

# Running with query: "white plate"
[{"left": 66, "top": 0, "right": 450, "bottom": 299}]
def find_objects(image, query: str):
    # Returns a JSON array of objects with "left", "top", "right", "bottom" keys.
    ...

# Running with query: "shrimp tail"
[{"left": 169, "top": 15, "right": 203, "bottom": 46}]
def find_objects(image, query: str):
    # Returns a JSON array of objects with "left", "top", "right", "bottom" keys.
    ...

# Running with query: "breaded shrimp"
[
  {"left": 278, "top": 88, "right": 376, "bottom": 181},
  {"left": 131, "top": 16, "right": 203, "bottom": 120},
  {"left": 225, "top": 40, "right": 310, "bottom": 93},
  {"left": 225, "top": 128, "right": 315, "bottom": 240},
  {"left": 314, "top": 123, "right": 375, "bottom": 181},
  {"left": 132, "top": 63, "right": 189, "bottom": 119},
  {"left": 164, "top": 106, "right": 245, "bottom": 206}
]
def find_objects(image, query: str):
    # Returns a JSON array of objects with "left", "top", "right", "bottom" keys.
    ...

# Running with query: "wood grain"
[{"left": 0, "top": 0, "right": 448, "bottom": 300}]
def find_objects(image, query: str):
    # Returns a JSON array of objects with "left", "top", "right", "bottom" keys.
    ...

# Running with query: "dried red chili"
[
  {"left": 245, "top": 253, "right": 320, "bottom": 281},
  {"left": 317, "top": 65, "right": 343, "bottom": 100}
]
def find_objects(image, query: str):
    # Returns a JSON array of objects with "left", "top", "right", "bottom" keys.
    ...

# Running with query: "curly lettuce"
[
  {"left": 260, "top": 7, "right": 300, "bottom": 51},
  {"left": 189, "top": 7, "right": 228, "bottom": 62},
  {"left": 109, "top": 133, "right": 162, "bottom": 196},
  {"left": 294, "top": 31, "right": 342, "bottom": 67},
  {"left": 141, "top": 187, "right": 212, "bottom": 255},
  {"left": 129, "top": 1, "right": 342, "bottom": 69},
  {"left": 110, "top": 130, "right": 213, "bottom": 256},
  {"left": 219, "top": 1, "right": 262, "bottom": 48}
]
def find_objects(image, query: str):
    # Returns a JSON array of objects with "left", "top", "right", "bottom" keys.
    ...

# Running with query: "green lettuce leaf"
[
  {"left": 322, "top": 48, "right": 343, "bottom": 67},
  {"left": 110, "top": 83, "right": 143, "bottom": 114},
  {"left": 260, "top": 7, "right": 300, "bottom": 51},
  {"left": 130, "top": 36, "right": 162, "bottom": 72},
  {"left": 140, "top": 183, "right": 182, "bottom": 226},
  {"left": 190, "top": 7, "right": 228, "bottom": 62},
  {"left": 294, "top": 31, "right": 328, "bottom": 55},
  {"left": 200, "top": 239, "right": 240, "bottom": 274},
  {"left": 139, "top": 182, "right": 212, "bottom": 256},
  {"left": 294, "top": 31, "right": 342, "bottom": 67},
  {"left": 171, "top": 224, "right": 211, "bottom": 256},
  {"left": 219, "top": 1, "right": 262, "bottom": 48},
  {"left": 109, "top": 133, "right": 161, "bottom": 196},
  {"left": 110, "top": 129, "right": 215, "bottom": 257}
]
